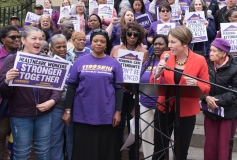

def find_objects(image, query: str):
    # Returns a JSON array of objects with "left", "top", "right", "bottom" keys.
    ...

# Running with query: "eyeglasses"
[
  {"left": 126, "top": 31, "right": 139, "bottom": 38},
  {"left": 160, "top": 10, "right": 170, "bottom": 13},
  {"left": 7, "top": 35, "right": 21, "bottom": 40},
  {"left": 93, "top": 29, "right": 108, "bottom": 35}
]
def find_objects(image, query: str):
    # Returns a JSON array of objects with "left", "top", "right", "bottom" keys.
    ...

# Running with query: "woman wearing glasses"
[
  {"left": 110, "top": 21, "right": 148, "bottom": 160},
  {"left": 0, "top": 27, "right": 61, "bottom": 159},
  {"left": 67, "top": 31, "right": 92, "bottom": 63},
  {"left": 74, "top": 1, "right": 89, "bottom": 33},
  {"left": 0, "top": 25, "right": 21, "bottom": 160},
  {"left": 150, "top": 26, "right": 210, "bottom": 160},
  {"left": 147, "top": 1, "right": 180, "bottom": 44},
  {"left": 64, "top": 29, "right": 123, "bottom": 160}
]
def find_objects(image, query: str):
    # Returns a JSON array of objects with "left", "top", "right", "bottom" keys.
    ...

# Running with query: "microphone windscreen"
[{"left": 164, "top": 53, "right": 170, "bottom": 61}]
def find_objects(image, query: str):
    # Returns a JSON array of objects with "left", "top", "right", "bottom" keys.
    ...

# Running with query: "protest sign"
[
  {"left": 89, "top": 0, "right": 98, "bottom": 14},
  {"left": 107, "top": 0, "right": 114, "bottom": 6},
  {"left": 9, "top": 52, "right": 71, "bottom": 90},
  {"left": 43, "top": 9, "right": 52, "bottom": 18},
  {"left": 57, "top": 6, "right": 71, "bottom": 24},
  {"left": 98, "top": 4, "right": 113, "bottom": 19},
  {"left": 117, "top": 49, "right": 144, "bottom": 83},
  {"left": 181, "top": 6, "right": 189, "bottom": 14},
  {"left": 68, "top": 15, "right": 80, "bottom": 32},
  {"left": 53, "top": 55, "right": 72, "bottom": 88},
  {"left": 178, "top": 0, "right": 189, "bottom": 6},
  {"left": 25, "top": 12, "right": 41, "bottom": 23},
  {"left": 157, "top": 23, "right": 176, "bottom": 35},
  {"left": 170, "top": 5, "right": 181, "bottom": 20},
  {"left": 221, "top": 23, "right": 237, "bottom": 52},
  {"left": 136, "top": 14, "right": 152, "bottom": 30},
  {"left": 185, "top": 11, "right": 208, "bottom": 43}
]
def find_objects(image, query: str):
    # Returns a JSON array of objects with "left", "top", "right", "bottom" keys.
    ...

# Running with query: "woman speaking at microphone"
[{"left": 150, "top": 26, "right": 210, "bottom": 160}]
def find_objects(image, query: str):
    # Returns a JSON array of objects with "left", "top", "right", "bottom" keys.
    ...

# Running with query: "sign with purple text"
[
  {"left": 68, "top": 15, "right": 80, "bottom": 32},
  {"left": 43, "top": 9, "right": 52, "bottom": 18},
  {"left": 89, "top": 0, "right": 98, "bottom": 15},
  {"left": 185, "top": 11, "right": 207, "bottom": 43},
  {"left": 98, "top": 4, "right": 113, "bottom": 19},
  {"left": 107, "top": 0, "right": 114, "bottom": 6},
  {"left": 136, "top": 14, "right": 152, "bottom": 30},
  {"left": 25, "top": 12, "right": 41, "bottom": 23},
  {"left": 157, "top": 23, "right": 176, "bottom": 35},
  {"left": 178, "top": 0, "right": 189, "bottom": 6},
  {"left": 53, "top": 55, "right": 72, "bottom": 88},
  {"left": 9, "top": 52, "right": 71, "bottom": 90},
  {"left": 221, "top": 23, "right": 237, "bottom": 52},
  {"left": 57, "top": 6, "right": 71, "bottom": 24},
  {"left": 200, "top": 101, "right": 224, "bottom": 117},
  {"left": 117, "top": 49, "right": 144, "bottom": 83},
  {"left": 170, "top": 5, "right": 181, "bottom": 20},
  {"left": 181, "top": 6, "right": 189, "bottom": 14}
]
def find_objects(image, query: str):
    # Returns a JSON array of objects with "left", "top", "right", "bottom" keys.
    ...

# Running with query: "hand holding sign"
[
  {"left": 5, "top": 69, "right": 19, "bottom": 84},
  {"left": 204, "top": 19, "right": 209, "bottom": 28}
]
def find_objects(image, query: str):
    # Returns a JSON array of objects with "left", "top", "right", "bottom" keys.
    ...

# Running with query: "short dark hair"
[
  {"left": 158, "top": 1, "right": 172, "bottom": 12},
  {"left": 89, "top": 14, "right": 102, "bottom": 29},
  {"left": 41, "top": 29, "right": 50, "bottom": 42},
  {"left": 121, "top": 21, "right": 145, "bottom": 47},
  {"left": 90, "top": 29, "right": 109, "bottom": 53},
  {"left": 225, "top": 8, "right": 237, "bottom": 22},
  {"left": 132, "top": 0, "right": 146, "bottom": 14},
  {"left": 0, "top": 25, "right": 19, "bottom": 43}
]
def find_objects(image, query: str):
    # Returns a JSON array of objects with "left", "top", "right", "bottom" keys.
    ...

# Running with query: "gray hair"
[
  {"left": 50, "top": 34, "right": 67, "bottom": 47},
  {"left": 189, "top": 0, "right": 207, "bottom": 16},
  {"left": 74, "top": 1, "right": 86, "bottom": 14},
  {"left": 21, "top": 27, "right": 41, "bottom": 39}
]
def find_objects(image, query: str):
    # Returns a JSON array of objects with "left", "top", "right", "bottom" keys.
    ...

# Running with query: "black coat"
[{"left": 203, "top": 55, "right": 237, "bottom": 120}]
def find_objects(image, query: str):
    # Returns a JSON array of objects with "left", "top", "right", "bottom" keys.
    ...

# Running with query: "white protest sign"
[
  {"left": 25, "top": 12, "right": 41, "bottom": 23},
  {"left": 185, "top": 11, "right": 208, "bottom": 43},
  {"left": 157, "top": 23, "right": 176, "bottom": 35},
  {"left": 57, "top": 6, "right": 71, "bottom": 24},
  {"left": 221, "top": 23, "right": 237, "bottom": 52},
  {"left": 170, "top": 5, "right": 181, "bottom": 20},
  {"left": 117, "top": 49, "right": 144, "bottom": 83},
  {"left": 68, "top": 15, "right": 80, "bottom": 32},
  {"left": 107, "top": 0, "right": 114, "bottom": 6},
  {"left": 9, "top": 52, "right": 71, "bottom": 90},
  {"left": 89, "top": 0, "right": 98, "bottom": 14},
  {"left": 98, "top": 4, "right": 113, "bottom": 19},
  {"left": 43, "top": 9, "right": 52, "bottom": 18}
]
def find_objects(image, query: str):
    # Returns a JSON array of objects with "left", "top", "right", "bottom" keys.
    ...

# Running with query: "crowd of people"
[{"left": 0, "top": 0, "right": 237, "bottom": 160}]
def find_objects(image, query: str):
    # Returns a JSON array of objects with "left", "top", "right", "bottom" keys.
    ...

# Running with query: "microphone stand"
[{"left": 165, "top": 66, "right": 237, "bottom": 160}]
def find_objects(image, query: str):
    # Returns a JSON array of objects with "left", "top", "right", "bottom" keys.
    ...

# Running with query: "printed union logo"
[
  {"left": 100, "top": 6, "right": 112, "bottom": 11},
  {"left": 188, "top": 14, "right": 203, "bottom": 20},
  {"left": 223, "top": 25, "right": 237, "bottom": 32},
  {"left": 119, "top": 53, "right": 141, "bottom": 61}
]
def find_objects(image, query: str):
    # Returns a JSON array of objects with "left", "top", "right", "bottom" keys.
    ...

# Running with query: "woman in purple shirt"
[
  {"left": 147, "top": 1, "right": 180, "bottom": 44},
  {"left": 64, "top": 29, "right": 124, "bottom": 160},
  {"left": 140, "top": 34, "right": 169, "bottom": 160}
]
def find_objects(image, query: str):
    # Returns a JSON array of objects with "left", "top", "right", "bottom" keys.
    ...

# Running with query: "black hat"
[
  {"left": 35, "top": 4, "right": 43, "bottom": 9},
  {"left": 10, "top": 16, "right": 19, "bottom": 21}
]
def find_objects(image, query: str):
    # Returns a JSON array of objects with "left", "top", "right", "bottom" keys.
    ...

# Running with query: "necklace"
[{"left": 176, "top": 57, "right": 188, "bottom": 66}]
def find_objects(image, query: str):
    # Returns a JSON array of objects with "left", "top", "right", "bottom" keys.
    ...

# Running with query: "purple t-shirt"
[
  {"left": 140, "top": 60, "right": 159, "bottom": 108},
  {"left": 147, "top": 20, "right": 180, "bottom": 37},
  {"left": 85, "top": 30, "right": 93, "bottom": 50},
  {"left": 68, "top": 54, "right": 123, "bottom": 125}
]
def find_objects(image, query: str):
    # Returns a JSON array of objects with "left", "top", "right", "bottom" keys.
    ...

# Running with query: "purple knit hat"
[{"left": 211, "top": 38, "right": 231, "bottom": 53}]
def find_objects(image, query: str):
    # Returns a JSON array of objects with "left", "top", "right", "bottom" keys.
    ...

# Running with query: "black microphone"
[{"left": 154, "top": 53, "right": 170, "bottom": 79}]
